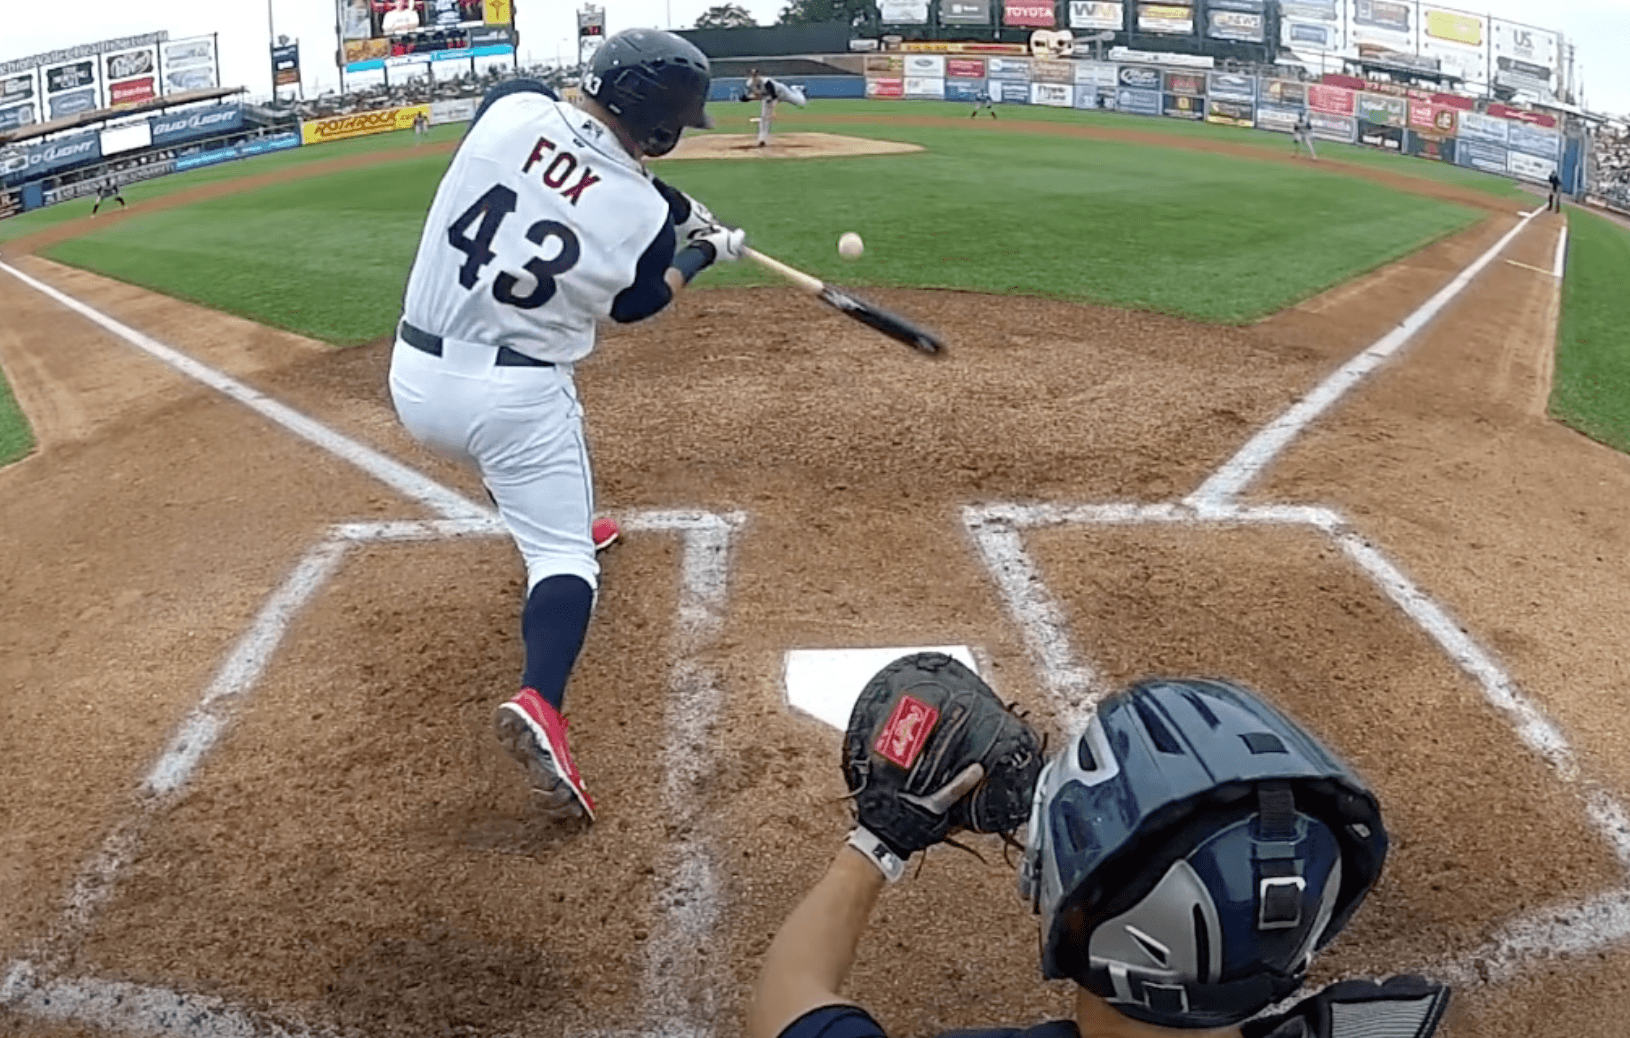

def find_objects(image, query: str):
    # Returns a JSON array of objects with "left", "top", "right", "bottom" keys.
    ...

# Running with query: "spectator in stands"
[{"left": 383, "top": 0, "right": 421, "bottom": 34}]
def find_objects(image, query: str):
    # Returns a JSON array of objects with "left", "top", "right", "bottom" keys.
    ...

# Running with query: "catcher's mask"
[
  {"left": 1017, "top": 679, "right": 1387, "bottom": 1030},
  {"left": 583, "top": 28, "right": 712, "bottom": 158}
]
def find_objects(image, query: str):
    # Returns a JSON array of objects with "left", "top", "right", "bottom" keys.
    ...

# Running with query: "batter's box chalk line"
[
  {"left": 4, "top": 510, "right": 746, "bottom": 1038},
  {"left": 962, "top": 499, "right": 1630, "bottom": 988}
]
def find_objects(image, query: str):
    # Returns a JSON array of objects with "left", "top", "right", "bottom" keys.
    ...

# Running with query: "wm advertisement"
[{"left": 301, "top": 104, "right": 431, "bottom": 144}]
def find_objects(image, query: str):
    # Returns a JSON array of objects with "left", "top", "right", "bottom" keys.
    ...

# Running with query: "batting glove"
[{"left": 695, "top": 226, "right": 747, "bottom": 263}]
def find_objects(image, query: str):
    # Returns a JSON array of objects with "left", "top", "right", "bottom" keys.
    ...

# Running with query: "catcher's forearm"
[{"left": 747, "top": 847, "right": 885, "bottom": 1038}]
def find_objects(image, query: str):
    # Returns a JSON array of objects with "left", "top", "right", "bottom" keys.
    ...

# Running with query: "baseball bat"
[{"left": 744, "top": 247, "right": 944, "bottom": 356}]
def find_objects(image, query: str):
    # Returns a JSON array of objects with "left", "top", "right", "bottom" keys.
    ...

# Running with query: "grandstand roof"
[{"left": 0, "top": 87, "right": 245, "bottom": 146}]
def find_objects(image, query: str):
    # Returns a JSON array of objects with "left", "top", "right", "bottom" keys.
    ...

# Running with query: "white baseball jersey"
[{"left": 401, "top": 92, "right": 670, "bottom": 363}]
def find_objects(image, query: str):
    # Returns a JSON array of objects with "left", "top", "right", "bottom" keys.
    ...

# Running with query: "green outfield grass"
[
  {"left": 0, "top": 364, "right": 33, "bottom": 466},
  {"left": 0, "top": 124, "right": 465, "bottom": 245},
  {"left": 41, "top": 114, "right": 1478, "bottom": 345},
  {"left": 1551, "top": 209, "right": 1630, "bottom": 452}
]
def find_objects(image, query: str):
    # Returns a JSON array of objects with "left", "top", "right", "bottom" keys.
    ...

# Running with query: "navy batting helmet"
[
  {"left": 584, "top": 28, "right": 712, "bottom": 158},
  {"left": 1018, "top": 679, "right": 1387, "bottom": 1030}
]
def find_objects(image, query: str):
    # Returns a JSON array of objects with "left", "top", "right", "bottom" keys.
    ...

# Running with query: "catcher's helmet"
[
  {"left": 1018, "top": 679, "right": 1387, "bottom": 1030},
  {"left": 583, "top": 28, "right": 712, "bottom": 158}
]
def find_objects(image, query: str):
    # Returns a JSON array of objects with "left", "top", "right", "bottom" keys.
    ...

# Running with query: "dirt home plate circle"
[{"left": 839, "top": 231, "right": 865, "bottom": 259}]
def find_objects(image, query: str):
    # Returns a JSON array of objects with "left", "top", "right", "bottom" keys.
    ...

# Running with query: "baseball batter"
[{"left": 389, "top": 28, "right": 744, "bottom": 824}]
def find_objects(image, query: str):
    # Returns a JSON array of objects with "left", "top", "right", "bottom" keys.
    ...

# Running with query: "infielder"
[
  {"left": 750, "top": 666, "right": 1452, "bottom": 1038},
  {"left": 90, "top": 179, "right": 127, "bottom": 215},
  {"left": 389, "top": 28, "right": 744, "bottom": 824},
  {"left": 969, "top": 86, "right": 997, "bottom": 119},
  {"left": 1292, "top": 110, "right": 1317, "bottom": 161},
  {"left": 743, "top": 69, "right": 808, "bottom": 147}
]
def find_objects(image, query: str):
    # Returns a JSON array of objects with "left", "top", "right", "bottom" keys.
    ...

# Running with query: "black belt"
[{"left": 399, "top": 320, "right": 553, "bottom": 367}]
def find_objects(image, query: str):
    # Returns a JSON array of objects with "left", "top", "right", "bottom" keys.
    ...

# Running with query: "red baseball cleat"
[
  {"left": 592, "top": 516, "right": 621, "bottom": 553},
  {"left": 495, "top": 688, "right": 595, "bottom": 822}
]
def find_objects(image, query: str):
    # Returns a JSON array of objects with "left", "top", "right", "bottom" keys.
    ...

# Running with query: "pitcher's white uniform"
[{"left": 390, "top": 84, "right": 671, "bottom": 591}]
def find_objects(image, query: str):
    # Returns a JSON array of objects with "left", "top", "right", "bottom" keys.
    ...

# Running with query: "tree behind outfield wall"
[
  {"left": 695, "top": 3, "right": 759, "bottom": 28},
  {"left": 777, "top": 0, "right": 877, "bottom": 29}
]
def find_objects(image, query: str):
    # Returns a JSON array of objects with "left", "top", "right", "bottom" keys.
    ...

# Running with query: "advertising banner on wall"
[
  {"left": 1256, "top": 103, "right": 1302, "bottom": 132},
  {"left": 943, "top": 0, "right": 994, "bottom": 23},
  {"left": 904, "top": 54, "right": 946, "bottom": 76},
  {"left": 103, "top": 46, "right": 157, "bottom": 107},
  {"left": 1490, "top": 20, "right": 1558, "bottom": 97},
  {"left": 944, "top": 79, "right": 983, "bottom": 101},
  {"left": 1348, "top": 0, "right": 1416, "bottom": 50},
  {"left": 992, "top": 79, "right": 1032, "bottom": 102},
  {"left": 903, "top": 76, "right": 944, "bottom": 97},
  {"left": 271, "top": 43, "right": 301, "bottom": 87},
  {"left": 150, "top": 103, "right": 244, "bottom": 145},
  {"left": 947, "top": 57, "right": 987, "bottom": 77},
  {"left": 1357, "top": 93, "right": 1406, "bottom": 126},
  {"left": 161, "top": 35, "right": 218, "bottom": 93},
  {"left": 1507, "top": 149, "right": 1555, "bottom": 182},
  {"left": 1458, "top": 110, "right": 1508, "bottom": 143},
  {"left": 0, "top": 103, "right": 37, "bottom": 132},
  {"left": 1208, "top": 10, "right": 1264, "bottom": 41},
  {"left": 1358, "top": 119, "right": 1405, "bottom": 149},
  {"left": 430, "top": 97, "right": 478, "bottom": 124},
  {"left": 1208, "top": 72, "right": 1255, "bottom": 101},
  {"left": 1031, "top": 81, "right": 1072, "bottom": 105},
  {"left": 1116, "top": 87, "right": 1162, "bottom": 115},
  {"left": 879, "top": 0, "right": 930, "bottom": 23},
  {"left": 1310, "top": 111, "right": 1356, "bottom": 141},
  {"left": 1138, "top": 4, "right": 1193, "bottom": 33},
  {"left": 1004, "top": 0, "right": 1056, "bottom": 27},
  {"left": 1164, "top": 70, "right": 1204, "bottom": 96},
  {"left": 1308, "top": 84, "right": 1355, "bottom": 115},
  {"left": 1508, "top": 122, "right": 1560, "bottom": 159},
  {"left": 1, "top": 72, "right": 37, "bottom": 107},
  {"left": 1031, "top": 59, "right": 1075, "bottom": 83},
  {"left": 1206, "top": 99, "right": 1254, "bottom": 126},
  {"left": 13, "top": 130, "right": 101, "bottom": 179},
  {"left": 865, "top": 54, "right": 905, "bottom": 74},
  {"left": 1163, "top": 92, "right": 1204, "bottom": 119},
  {"left": 1456, "top": 137, "right": 1506, "bottom": 172},
  {"left": 1407, "top": 132, "right": 1455, "bottom": 162},
  {"left": 1117, "top": 64, "right": 1161, "bottom": 90},
  {"left": 1261, "top": 80, "right": 1307, "bottom": 106},
  {"left": 48, "top": 89, "right": 98, "bottom": 118},
  {"left": 44, "top": 59, "right": 98, "bottom": 100},
  {"left": 1419, "top": 7, "right": 1487, "bottom": 86},
  {"left": 1487, "top": 103, "right": 1554, "bottom": 127},
  {"left": 1408, "top": 100, "right": 1457, "bottom": 135},
  {"left": 1073, "top": 61, "right": 1117, "bottom": 86},
  {"left": 986, "top": 56, "right": 1034, "bottom": 80},
  {"left": 300, "top": 104, "right": 429, "bottom": 145},
  {"left": 1069, "top": 1, "right": 1123, "bottom": 29},
  {"left": 865, "top": 77, "right": 905, "bottom": 98}
]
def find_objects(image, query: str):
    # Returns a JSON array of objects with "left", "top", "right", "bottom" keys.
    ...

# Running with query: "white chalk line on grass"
[
  {"left": 1553, "top": 222, "right": 1570, "bottom": 279},
  {"left": 0, "top": 259, "right": 491, "bottom": 523},
  {"left": 1187, "top": 209, "right": 1541, "bottom": 508}
]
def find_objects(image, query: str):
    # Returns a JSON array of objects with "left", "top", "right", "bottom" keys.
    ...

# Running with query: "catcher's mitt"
[{"left": 842, "top": 653, "right": 1043, "bottom": 880}]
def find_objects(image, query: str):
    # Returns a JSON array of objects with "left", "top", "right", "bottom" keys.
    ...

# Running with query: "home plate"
[{"left": 784, "top": 646, "right": 979, "bottom": 730}]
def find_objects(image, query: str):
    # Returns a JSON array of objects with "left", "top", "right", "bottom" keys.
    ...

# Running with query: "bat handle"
[{"left": 743, "top": 247, "right": 825, "bottom": 295}]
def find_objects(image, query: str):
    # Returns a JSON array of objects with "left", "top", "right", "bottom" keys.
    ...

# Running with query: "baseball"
[{"left": 838, "top": 231, "right": 865, "bottom": 260}]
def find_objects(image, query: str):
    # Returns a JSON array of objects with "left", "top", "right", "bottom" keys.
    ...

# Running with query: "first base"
[{"left": 784, "top": 646, "right": 979, "bottom": 730}]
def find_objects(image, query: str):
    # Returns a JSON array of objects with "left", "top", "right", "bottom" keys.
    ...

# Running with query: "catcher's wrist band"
[{"left": 847, "top": 827, "right": 906, "bottom": 883}]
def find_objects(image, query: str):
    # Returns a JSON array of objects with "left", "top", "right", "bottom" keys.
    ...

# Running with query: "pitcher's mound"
[{"left": 655, "top": 132, "right": 923, "bottom": 161}]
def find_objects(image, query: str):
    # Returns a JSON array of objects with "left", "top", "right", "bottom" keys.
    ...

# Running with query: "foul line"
[
  {"left": 1187, "top": 210, "right": 1540, "bottom": 508},
  {"left": 0, "top": 260, "right": 490, "bottom": 522},
  {"left": 1553, "top": 222, "right": 1570, "bottom": 279}
]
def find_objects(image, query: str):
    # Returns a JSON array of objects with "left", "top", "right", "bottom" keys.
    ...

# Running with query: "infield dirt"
[{"left": 1, "top": 127, "right": 1625, "bottom": 1038}]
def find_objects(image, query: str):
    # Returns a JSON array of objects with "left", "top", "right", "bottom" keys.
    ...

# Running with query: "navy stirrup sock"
[{"left": 520, "top": 574, "right": 594, "bottom": 712}]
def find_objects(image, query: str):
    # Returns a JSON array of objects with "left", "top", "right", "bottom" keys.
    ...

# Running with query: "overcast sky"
[{"left": 2, "top": 0, "right": 1625, "bottom": 114}]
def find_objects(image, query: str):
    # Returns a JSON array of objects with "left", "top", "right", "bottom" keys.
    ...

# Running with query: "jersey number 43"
[{"left": 447, "top": 184, "right": 580, "bottom": 310}]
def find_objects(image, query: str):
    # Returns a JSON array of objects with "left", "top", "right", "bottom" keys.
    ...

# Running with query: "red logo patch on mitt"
[{"left": 875, "top": 694, "right": 939, "bottom": 768}]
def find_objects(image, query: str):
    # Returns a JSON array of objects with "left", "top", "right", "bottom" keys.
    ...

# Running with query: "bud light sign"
[
  {"left": 6, "top": 130, "right": 101, "bottom": 182},
  {"left": 150, "top": 103, "right": 243, "bottom": 145}
]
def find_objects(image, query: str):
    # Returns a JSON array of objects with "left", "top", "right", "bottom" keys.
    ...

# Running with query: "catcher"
[{"left": 749, "top": 656, "right": 1453, "bottom": 1038}]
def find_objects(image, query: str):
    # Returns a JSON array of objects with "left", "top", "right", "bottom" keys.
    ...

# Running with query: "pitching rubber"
[{"left": 495, "top": 703, "right": 594, "bottom": 822}]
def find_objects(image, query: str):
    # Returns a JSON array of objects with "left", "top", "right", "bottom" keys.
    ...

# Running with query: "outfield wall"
[{"left": 853, "top": 57, "right": 1586, "bottom": 192}]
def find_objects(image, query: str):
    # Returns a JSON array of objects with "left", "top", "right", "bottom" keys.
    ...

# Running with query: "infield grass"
[
  {"left": 1551, "top": 209, "right": 1630, "bottom": 452},
  {"left": 42, "top": 115, "right": 1478, "bottom": 345},
  {"left": 0, "top": 362, "right": 34, "bottom": 466}
]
